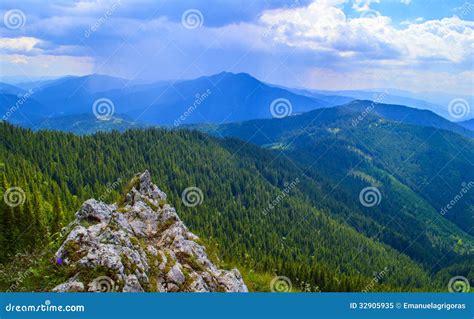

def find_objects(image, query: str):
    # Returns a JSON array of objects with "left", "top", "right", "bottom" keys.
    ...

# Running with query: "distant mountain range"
[
  {"left": 2, "top": 72, "right": 472, "bottom": 132},
  {"left": 458, "top": 119, "right": 474, "bottom": 131},
  {"left": 1, "top": 73, "right": 329, "bottom": 127},
  {"left": 345, "top": 100, "right": 474, "bottom": 139},
  {"left": 290, "top": 87, "right": 474, "bottom": 121}
]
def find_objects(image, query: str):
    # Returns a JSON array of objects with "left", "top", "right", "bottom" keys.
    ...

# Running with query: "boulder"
[{"left": 52, "top": 171, "right": 248, "bottom": 293}]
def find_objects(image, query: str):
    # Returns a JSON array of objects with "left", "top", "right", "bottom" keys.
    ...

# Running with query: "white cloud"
[
  {"left": 1, "top": 0, "right": 470, "bottom": 95},
  {"left": 352, "top": 0, "right": 380, "bottom": 12},
  {"left": 0, "top": 54, "right": 94, "bottom": 77},
  {"left": 5, "top": 55, "right": 28, "bottom": 64},
  {"left": 260, "top": 0, "right": 474, "bottom": 63},
  {"left": 0, "top": 37, "right": 42, "bottom": 52},
  {"left": 399, "top": 17, "right": 474, "bottom": 63}
]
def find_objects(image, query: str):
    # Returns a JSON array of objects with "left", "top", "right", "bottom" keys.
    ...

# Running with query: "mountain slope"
[
  {"left": 346, "top": 100, "right": 474, "bottom": 139},
  {"left": 0, "top": 93, "right": 46, "bottom": 124},
  {"left": 95, "top": 72, "right": 330, "bottom": 125},
  {"left": 29, "top": 74, "right": 130, "bottom": 115},
  {"left": 0, "top": 82, "right": 26, "bottom": 96},
  {"left": 308, "top": 88, "right": 462, "bottom": 120},
  {"left": 264, "top": 84, "right": 355, "bottom": 107},
  {"left": 1, "top": 122, "right": 446, "bottom": 292},
  {"left": 458, "top": 119, "right": 474, "bottom": 131},
  {"left": 205, "top": 106, "right": 474, "bottom": 243}
]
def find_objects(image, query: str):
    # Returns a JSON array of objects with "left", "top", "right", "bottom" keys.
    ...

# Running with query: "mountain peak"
[
  {"left": 52, "top": 171, "right": 248, "bottom": 292},
  {"left": 132, "top": 170, "right": 166, "bottom": 200},
  {"left": 208, "top": 71, "right": 256, "bottom": 81}
]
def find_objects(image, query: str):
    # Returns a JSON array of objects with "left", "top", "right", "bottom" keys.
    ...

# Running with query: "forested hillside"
[
  {"left": 209, "top": 105, "right": 474, "bottom": 237},
  {"left": 198, "top": 106, "right": 474, "bottom": 274},
  {"left": 0, "top": 122, "right": 462, "bottom": 292}
]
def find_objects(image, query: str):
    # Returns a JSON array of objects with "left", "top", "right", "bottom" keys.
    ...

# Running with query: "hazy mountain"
[
  {"left": 345, "top": 100, "right": 474, "bottom": 139},
  {"left": 13, "top": 76, "right": 78, "bottom": 92},
  {"left": 458, "top": 119, "right": 474, "bottom": 131},
  {"left": 376, "top": 88, "right": 474, "bottom": 120},
  {"left": 1, "top": 73, "right": 330, "bottom": 127},
  {"left": 0, "top": 82, "right": 26, "bottom": 96},
  {"left": 106, "top": 71, "right": 330, "bottom": 125},
  {"left": 0, "top": 93, "right": 46, "bottom": 124},
  {"left": 303, "top": 88, "right": 470, "bottom": 121},
  {"left": 3, "top": 72, "right": 471, "bottom": 135},
  {"left": 267, "top": 84, "right": 355, "bottom": 106},
  {"left": 30, "top": 74, "right": 131, "bottom": 115}
]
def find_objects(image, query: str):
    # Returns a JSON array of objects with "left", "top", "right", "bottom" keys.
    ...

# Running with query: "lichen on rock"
[{"left": 52, "top": 170, "right": 248, "bottom": 292}]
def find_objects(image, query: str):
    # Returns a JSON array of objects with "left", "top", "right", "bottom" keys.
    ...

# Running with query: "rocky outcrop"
[{"left": 53, "top": 171, "right": 247, "bottom": 292}]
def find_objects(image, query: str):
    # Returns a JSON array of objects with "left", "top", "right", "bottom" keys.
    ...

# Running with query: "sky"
[{"left": 1, "top": 0, "right": 473, "bottom": 95}]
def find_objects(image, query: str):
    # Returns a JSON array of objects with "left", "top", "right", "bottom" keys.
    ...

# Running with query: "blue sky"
[{"left": 1, "top": 0, "right": 473, "bottom": 94}]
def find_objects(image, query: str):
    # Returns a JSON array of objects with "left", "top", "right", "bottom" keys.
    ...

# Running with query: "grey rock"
[
  {"left": 136, "top": 170, "right": 167, "bottom": 201},
  {"left": 166, "top": 264, "right": 185, "bottom": 285},
  {"left": 76, "top": 199, "right": 113, "bottom": 223},
  {"left": 52, "top": 171, "right": 248, "bottom": 293},
  {"left": 147, "top": 245, "right": 158, "bottom": 256},
  {"left": 123, "top": 275, "right": 144, "bottom": 292},
  {"left": 52, "top": 275, "right": 84, "bottom": 292},
  {"left": 217, "top": 269, "right": 248, "bottom": 292}
]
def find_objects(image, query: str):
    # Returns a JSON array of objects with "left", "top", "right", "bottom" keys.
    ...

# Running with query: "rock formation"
[{"left": 52, "top": 171, "right": 248, "bottom": 292}]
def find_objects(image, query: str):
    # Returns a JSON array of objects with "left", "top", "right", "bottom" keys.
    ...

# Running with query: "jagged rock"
[
  {"left": 166, "top": 264, "right": 186, "bottom": 285},
  {"left": 123, "top": 275, "right": 144, "bottom": 292},
  {"left": 52, "top": 274, "right": 84, "bottom": 292},
  {"left": 76, "top": 199, "right": 113, "bottom": 223},
  {"left": 52, "top": 171, "right": 248, "bottom": 293}
]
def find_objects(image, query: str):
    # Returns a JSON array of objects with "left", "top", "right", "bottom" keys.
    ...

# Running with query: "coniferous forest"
[{"left": 1, "top": 119, "right": 472, "bottom": 292}]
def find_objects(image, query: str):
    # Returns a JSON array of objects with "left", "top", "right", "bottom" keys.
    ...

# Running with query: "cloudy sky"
[{"left": 1, "top": 0, "right": 473, "bottom": 94}]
